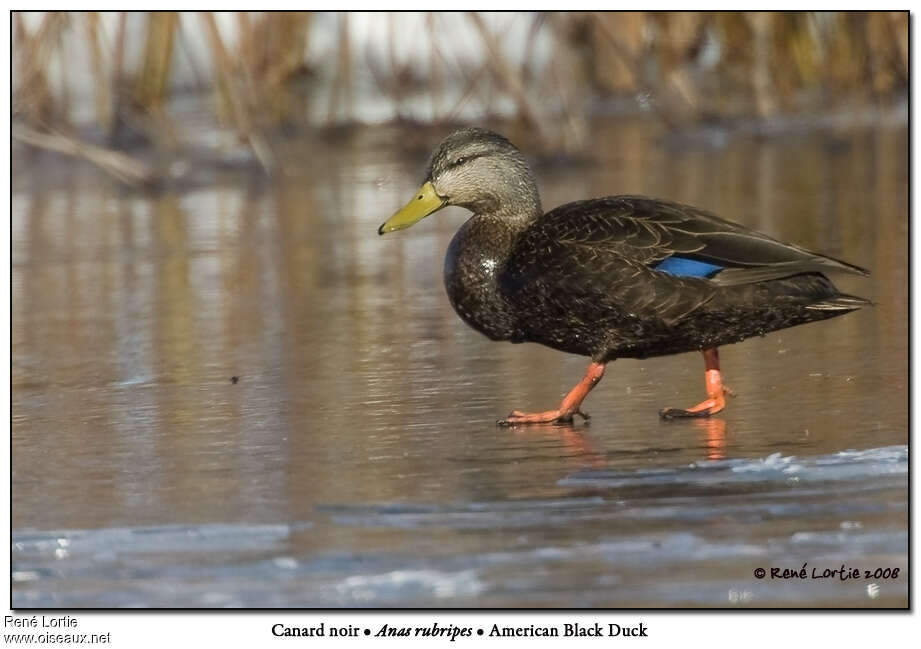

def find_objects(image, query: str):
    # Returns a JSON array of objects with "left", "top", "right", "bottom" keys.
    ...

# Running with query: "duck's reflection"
[
  {"left": 692, "top": 417, "right": 728, "bottom": 461},
  {"left": 507, "top": 421, "right": 606, "bottom": 469},
  {"left": 503, "top": 416, "right": 729, "bottom": 470}
]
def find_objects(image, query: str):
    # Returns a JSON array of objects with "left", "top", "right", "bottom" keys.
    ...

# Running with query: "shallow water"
[{"left": 11, "top": 117, "right": 908, "bottom": 607}]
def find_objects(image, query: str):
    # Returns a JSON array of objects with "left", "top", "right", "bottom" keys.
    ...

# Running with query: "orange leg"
[
  {"left": 499, "top": 362, "right": 606, "bottom": 425},
  {"left": 660, "top": 348, "right": 733, "bottom": 419}
]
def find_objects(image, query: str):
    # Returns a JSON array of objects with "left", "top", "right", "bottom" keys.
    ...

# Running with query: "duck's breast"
[{"left": 443, "top": 218, "right": 518, "bottom": 341}]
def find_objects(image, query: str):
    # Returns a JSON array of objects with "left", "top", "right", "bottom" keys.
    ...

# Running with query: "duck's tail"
[{"left": 805, "top": 293, "right": 873, "bottom": 312}]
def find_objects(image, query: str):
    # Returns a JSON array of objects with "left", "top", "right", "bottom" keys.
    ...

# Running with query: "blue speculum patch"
[{"left": 654, "top": 256, "right": 725, "bottom": 278}]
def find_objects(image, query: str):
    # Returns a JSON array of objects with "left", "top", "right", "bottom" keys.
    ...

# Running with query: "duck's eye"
[{"left": 453, "top": 157, "right": 466, "bottom": 167}]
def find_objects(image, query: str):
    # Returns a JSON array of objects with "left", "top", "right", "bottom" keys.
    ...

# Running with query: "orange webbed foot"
[
  {"left": 498, "top": 409, "right": 590, "bottom": 426},
  {"left": 659, "top": 348, "right": 733, "bottom": 420},
  {"left": 498, "top": 362, "right": 605, "bottom": 427}
]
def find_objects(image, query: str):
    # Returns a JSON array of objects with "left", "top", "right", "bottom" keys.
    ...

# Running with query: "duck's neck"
[{"left": 473, "top": 183, "right": 542, "bottom": 233}]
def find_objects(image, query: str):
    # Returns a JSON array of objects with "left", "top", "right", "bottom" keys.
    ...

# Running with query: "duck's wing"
[
  {"left": 500, "top": 211, "right": 719, "bottom": 329},
  {"left": 499, "top": 196, "right": 868, "bottom": 328},
  {"left": 531, "top": 196, "right": 869, "bottom": 287}
]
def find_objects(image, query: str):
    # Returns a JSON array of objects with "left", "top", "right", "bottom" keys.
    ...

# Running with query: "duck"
[{"left": 378, "top": 127, "right": 870, "bottom": 424}]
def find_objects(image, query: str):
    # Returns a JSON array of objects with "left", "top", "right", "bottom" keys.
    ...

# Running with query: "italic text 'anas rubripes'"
[{"left": 378, "top": 128, "right": 870, "bottom": 424}]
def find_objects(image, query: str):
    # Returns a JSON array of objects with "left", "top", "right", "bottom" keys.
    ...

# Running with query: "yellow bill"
[{"left": 378, "top": 181, "right": 446, "bottom": 235}]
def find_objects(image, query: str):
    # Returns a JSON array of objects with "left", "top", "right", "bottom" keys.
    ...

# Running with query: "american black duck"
[{"left": 378, "top": 127, "right": 869, "bottom": 424}]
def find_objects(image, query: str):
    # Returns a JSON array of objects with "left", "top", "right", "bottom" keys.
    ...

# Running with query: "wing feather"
[
  {"left": 498, "top": 195, "right": 868, "bottom": 330},
  {"left": 535, "top": 196, "right": 869, "bottom": 281}
]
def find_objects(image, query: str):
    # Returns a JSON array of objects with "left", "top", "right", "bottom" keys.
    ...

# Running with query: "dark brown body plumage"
[{"left": 444, "top": 195, "right": 869, "bottom": 362}]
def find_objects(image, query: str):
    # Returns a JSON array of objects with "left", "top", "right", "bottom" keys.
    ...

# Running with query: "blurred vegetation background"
[{"left": 12, "top": 11, "right": 908, "bottom": 185}]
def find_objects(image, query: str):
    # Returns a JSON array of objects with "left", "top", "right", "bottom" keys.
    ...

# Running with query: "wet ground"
[{"left": 11, "top": 117, "right": 908, "bottom": 607}]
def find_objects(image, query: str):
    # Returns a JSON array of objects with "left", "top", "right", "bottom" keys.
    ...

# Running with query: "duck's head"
[{"left": 378, "top": 127, "right": 541, "bottom": 235}]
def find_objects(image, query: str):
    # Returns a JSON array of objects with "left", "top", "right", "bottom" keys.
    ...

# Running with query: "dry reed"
[{"left": 12, "top": 11, "right": 908, "bottom": 184}]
